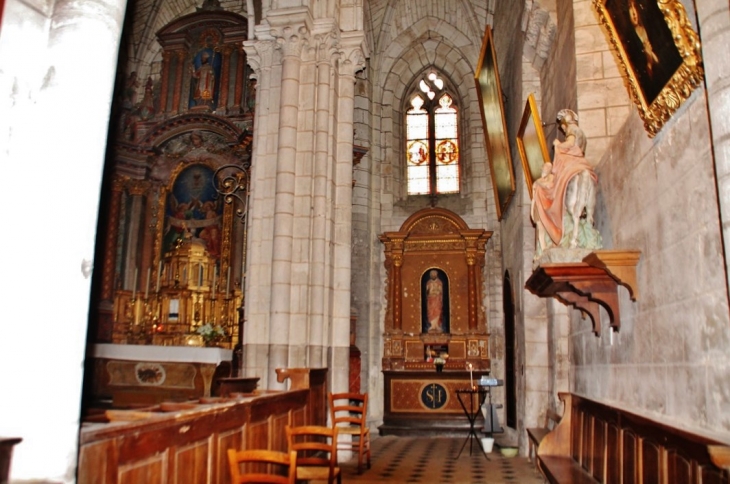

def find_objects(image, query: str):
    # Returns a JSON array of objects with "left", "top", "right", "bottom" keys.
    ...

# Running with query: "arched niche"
[{"left": 379, "top": 207, "right": 493, "bottom": 371}]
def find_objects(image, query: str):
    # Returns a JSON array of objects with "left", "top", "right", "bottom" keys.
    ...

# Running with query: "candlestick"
[
  {"left": 145, "top": 267, "right": 151, "bottom": 300},
  {"left": 132, "top": 267, "right": 138, "bottom": 300},
  {"left": 226, "top": 266, "right": 231, "bottom": 295},
  {"left": 156, "top": 261, "right": 162, "bottom": 293}
]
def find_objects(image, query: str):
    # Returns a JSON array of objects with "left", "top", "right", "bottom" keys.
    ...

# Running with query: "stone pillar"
[
  {"left": 241, "top": 38, "right": 276, "bottom": 382},
  {"left": 241, "top": 6, "right": 365, "bottom": 392},
  {"left": 330, "top": 37, "right": 366, "bottom": 392},
  {"left": 267, "top": 25, "right": 308, "bottom": 388},
  {"left": 307, "top": 33, "right": 335, "bottom": 367}
]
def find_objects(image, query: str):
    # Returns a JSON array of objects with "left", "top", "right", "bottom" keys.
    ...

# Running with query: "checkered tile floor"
[{"left": 337, "top": 435, "right": 545, "bottom": 483}]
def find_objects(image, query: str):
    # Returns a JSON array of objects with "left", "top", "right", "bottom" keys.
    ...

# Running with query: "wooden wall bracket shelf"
[{"left": 525, "top": 250, "right": 640, "bottom": 336}]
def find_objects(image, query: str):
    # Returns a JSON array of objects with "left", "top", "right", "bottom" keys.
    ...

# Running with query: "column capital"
[
  {"left": 336, "top": 31, "right": 367, "bottom": 77},
  {"left": 273, "top": 25, "right": 310, "bottom": 58},
  {"left": 243, "top": 39, "right": 277, "bottom": 76}
]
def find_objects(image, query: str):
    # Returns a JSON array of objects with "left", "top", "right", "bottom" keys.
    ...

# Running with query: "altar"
[
  {"left": 378, "top": 208, "right": 494, "bottom": 436},
  {"left": 88, "top": 344, "right": 234, "bottom": 407}
]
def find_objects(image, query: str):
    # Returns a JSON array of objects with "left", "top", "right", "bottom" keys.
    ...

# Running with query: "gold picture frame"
[
  {"left": 475, "top": 25, "right": 515, "bottom": 220},
  {"left": 517, "top": 93, "right": 550, "bottom": 199},
  {"left": 593, "top": 0, "right": 703, "bottom": 137}
]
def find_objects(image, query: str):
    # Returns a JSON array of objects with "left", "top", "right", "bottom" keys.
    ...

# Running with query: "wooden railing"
[
  {"left": 77, "top": 368, "right": 327, "bottom": 484},
  {"left": 537, "top": 392, "right": 730, "bottom": 484}
]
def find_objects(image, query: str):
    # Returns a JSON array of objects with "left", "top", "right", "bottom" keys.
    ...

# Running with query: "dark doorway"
[{"left": 503, "top": 272, "right": 517, "bottom": 428}]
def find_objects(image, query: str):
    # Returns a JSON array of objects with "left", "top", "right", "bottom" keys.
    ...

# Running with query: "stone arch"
[{"left": 375, "top": 21, "right": 489, "bottom": 205}]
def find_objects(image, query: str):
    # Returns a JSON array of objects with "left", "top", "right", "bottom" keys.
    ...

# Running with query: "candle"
[
  {"left": 226, "top": 266, "right": 231, "bottom": 294},
  {"left": 145, "top": 267, "right": 151, "bottom": 300},
  {"left": 156, "top": 261, "right": 162, "bottom": 293},
  {"left": 132, "top": 267, "right": 137, "bottom": 300},
  {"left": 467, "top": 363, "right": 474, "bottom": 388}
]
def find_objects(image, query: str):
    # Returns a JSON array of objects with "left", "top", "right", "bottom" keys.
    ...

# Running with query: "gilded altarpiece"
[{"left": 379, "top": 208, "right": 493, "bottom": 435}]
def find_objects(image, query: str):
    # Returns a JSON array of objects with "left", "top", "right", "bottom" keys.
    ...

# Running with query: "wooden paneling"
[
  {"left": 119, "top": 454, "right": 167, "bottom": 484},
  {"left": 537, "top": 393, "right": 730, "bottom": 484},
  {"left": 171, "top": 438, "right": 211, "bottom": 484},
  {"left": 79, "top": 379, "right": 323, "bottom": 484}
]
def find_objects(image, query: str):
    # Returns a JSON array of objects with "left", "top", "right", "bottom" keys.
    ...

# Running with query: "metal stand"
[{"left": 455, "top": 388, "right": 490, "bottom": 460}]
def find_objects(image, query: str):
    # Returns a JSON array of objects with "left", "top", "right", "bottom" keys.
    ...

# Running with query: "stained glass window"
[{"left": 406, "top": 73, "right": 460, "bottom": 196}]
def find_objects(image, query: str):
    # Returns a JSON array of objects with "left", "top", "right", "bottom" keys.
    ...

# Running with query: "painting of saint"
[
  {"left": 421, "top": 268, "right": 450, "bottom": 333},
  {"left": 163, "top": 164, "right": 222, "bottom": 257}
]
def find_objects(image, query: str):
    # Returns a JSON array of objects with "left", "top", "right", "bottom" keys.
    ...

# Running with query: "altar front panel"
[
  {"left": 380, "top": 370, "right": 490, "bottom": 436},
  {"left": 89, "top": 344, "right": 233, "bottom": 406}
]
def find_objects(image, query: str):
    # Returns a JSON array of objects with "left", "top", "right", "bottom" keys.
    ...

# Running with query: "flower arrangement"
[
  {"left": 197, "top": 323, "right": 226, "bottom": 346},
  {"left": 433, "top": 357, "right": 446, "bottom": 365}
]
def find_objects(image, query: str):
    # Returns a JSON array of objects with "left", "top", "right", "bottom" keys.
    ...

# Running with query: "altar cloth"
[{"left": 92, "top": 343, "right": 232, "bottom": 366}]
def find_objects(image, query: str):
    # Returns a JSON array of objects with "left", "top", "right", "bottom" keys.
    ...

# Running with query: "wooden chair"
[
  {"left": 227, "top": 448, "right": 297, "bottom": 484},
  {"left": 285, "top": 424, "right": 341, "bottom": 484},
  {"left": 328, "top": 392, "right": 371, "bottom": 474}
]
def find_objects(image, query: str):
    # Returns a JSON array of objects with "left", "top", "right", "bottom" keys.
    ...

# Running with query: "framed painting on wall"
[
  {"left": 517, "top": 93, "right": 550, "bottom": 198},
  {"left": 475, "top": 25, "right": 515, "bottom": 220},
  {"left": 592, "top": 0, "right": 703, "bottom": 137}
]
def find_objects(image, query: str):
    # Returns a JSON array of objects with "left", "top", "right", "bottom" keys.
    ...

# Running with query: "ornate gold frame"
[
  {"left": 517, "top": 93, "right": 550, "bottom": 198},
  {"left": 593, "top": 0, "right": 703, "bottom": 137},
  {"left": 475, "top": 25, "right": 515, "bottom": 220}
]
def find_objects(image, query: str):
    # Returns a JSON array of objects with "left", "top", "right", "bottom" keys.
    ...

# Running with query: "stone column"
[
  {"left": 307, "top": 32, "right": 336, "bottom": 367},
  {"left": 331, "top": 36, "right": 366, "bottom": 392},
  {"left": 266, "top": 25, "right": 309, "bottom": 388},
  {"left": 241, "top": 38, "right": 276, "bottom": 381}
]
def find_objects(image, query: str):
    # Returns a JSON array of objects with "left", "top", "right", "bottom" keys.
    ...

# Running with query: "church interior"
[{"left": 3, "top": 0, "right": 730, "bottom": 482}]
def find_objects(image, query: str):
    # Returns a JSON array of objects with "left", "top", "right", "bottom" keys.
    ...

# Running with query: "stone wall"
[{"left": 576, "top": 90, "right": 730, "bottom": 436}]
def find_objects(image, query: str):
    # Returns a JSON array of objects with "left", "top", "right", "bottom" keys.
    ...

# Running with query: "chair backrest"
[
  {"left": 285, "top": 425, "right": 338, "bottom": 479},
  {"left": 227, "top": 448, "right": 296, "bottom": 484},
  {"left": 328, "top": 392, "right": 368, "bottom": 430}
]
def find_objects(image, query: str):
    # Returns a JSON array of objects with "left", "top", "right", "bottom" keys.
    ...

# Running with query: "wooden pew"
[
  {"left": 527, "top": 406, "right": 561, "bottom": 467},
  {"left": 537, "top": 392, "right": 730, "bottom": 484}
]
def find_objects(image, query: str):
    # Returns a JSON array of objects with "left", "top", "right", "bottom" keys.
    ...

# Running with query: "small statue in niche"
[
  {"left": 531, "top": 109, "right": 602, "bottom": 265},
  {"left": 422, "top": 269, "right": 449, "bottom": 333},
  {"left": 189, "top": 40, "right": 220, "bottom": 110}
]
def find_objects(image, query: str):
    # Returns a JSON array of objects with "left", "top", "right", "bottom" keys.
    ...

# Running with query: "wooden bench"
[
  {"left": 536, "top": 392, "right": 730, "bottom": 484},
  {"left": 526, "top": 406, "right": 561, "bottom": 466}
]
